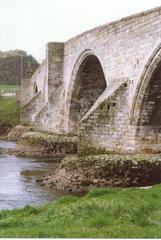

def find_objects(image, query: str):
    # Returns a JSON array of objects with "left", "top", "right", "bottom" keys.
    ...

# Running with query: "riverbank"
[
  {"left": 0, "top": 140, "right": 61, "bottom": 209},
  {"left": 0, "top": 95, "right": 20, "bottom": 136},
  {"left": 41, "top": 154, "right": 161, "bottom": 193},
  {"left": 7, "top": 125, "right": 161, "bottom": 192},
  {"left": 1, "top": 185, "right": 161, "bottom": 237}
]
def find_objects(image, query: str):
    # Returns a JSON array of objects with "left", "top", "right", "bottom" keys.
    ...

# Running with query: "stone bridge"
[{"left": 21, "top": 6, "right": 161, "bottom": 155}]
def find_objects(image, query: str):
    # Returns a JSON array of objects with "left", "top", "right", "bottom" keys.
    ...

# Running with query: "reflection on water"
[{"left": 0, "top": 141, "right": 61, "bottom": 210}]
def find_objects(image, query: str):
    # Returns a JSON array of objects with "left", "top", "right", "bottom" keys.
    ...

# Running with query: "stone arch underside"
[
  {"left": 131, "top": 45, "right": 161, "bottom": 153},
  {"left": 138, "top": 61, "right": 161, "bottom": 126},
  {"left": 69, "top": 55, "right": 106, "bottom": 133}
]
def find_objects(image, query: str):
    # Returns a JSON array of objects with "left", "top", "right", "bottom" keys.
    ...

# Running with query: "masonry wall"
[
  {"left": 34, "top": 85, "right": 65, "bottom": 133},
  {"left": 21, "top": 60, "right": 48, "bottom": 124},
  {"left": 24, "top": 43, "right": 65, "bottom": 132},
  {"left": 64, "top": 7, "right": 161, "bottom": 133},
  {"left": 47, "top": 42, "right": 64, "bottom": 103},
  {"left": 21, "top": 60, "right": 48, "bottom": 107},
  {"left": 21, "top": 7, "right": 161, "bottom": 154},
  {"left": 20, "top": 78, "right": 33, "bottom": 107},
  {"left": 78, "top": 82, "right": 130, "bottom": 155}
]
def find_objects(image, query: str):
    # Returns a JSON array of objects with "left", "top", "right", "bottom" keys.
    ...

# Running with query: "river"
[{"left": 0, "top": 140, "right": 61, "bottom": 210}]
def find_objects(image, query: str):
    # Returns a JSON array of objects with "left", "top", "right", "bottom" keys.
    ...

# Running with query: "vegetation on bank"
[
  {"left": 0, "top": 96, "right": 20, "bottom": 126},
  {"left": 10, "top": 129, "right": 78, "bottom": 157},
  {"left": 0, "top": 185, "right": 161, "bottom": 237},
  {"left": 0, "top": 84, "right": 20, "bottom": 93},
  {"left": 19, "top": 131, "right": 77, "bottom": 147}
]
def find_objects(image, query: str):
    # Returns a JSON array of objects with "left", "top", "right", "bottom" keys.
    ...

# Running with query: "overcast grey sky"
[{"left": 0, "top": 0, "right": 161, "bottom": 62}]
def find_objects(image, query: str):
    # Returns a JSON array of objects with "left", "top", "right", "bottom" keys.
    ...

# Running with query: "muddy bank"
[{"left": 41, "top": 154, "right": 161, "bottom": 193}]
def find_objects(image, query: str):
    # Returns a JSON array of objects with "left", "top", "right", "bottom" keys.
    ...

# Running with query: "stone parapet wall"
[{"left": 20, "top": 60, "right": 48, "bottom": 107}]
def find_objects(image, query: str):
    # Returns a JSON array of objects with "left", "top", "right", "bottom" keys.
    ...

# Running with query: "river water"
[{"left": 0, "top": 140, "right": 61, "bottom": 210}]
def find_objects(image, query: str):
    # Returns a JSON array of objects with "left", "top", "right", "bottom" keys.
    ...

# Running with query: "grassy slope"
[
  {"left": 1, "top": 185, "right": 161, "bottom": 237},
  {"left": 0, "top": 84, "right": 19, "bottom": 93},
  {"left": 0, "top": 96, "right": 20, "bottom": 126}
]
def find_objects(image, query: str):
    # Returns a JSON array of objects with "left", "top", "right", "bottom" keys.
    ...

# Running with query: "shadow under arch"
[
  {"left": 33, "top": 82, "right": 38, "bottom": 95},
  {"left": 130, "top": 42, "right": 161, "bottom": 125},
  {"left": 66, "top": 49, "right": 107, "bottom": 133}
]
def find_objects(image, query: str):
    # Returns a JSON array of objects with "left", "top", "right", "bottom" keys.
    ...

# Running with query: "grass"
[
  {"left": 0, "top": 96, "right": 20, "bottom": 126},
  {"left": 1, "top": 185, "right": 161, "bottom": 237},
  {"left": 0, "top": 84, "right": 20, "bottom": 93}
]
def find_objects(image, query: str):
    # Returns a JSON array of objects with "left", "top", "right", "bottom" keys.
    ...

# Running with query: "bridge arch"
[
  {"left": 130, "top": 42, "right": 161, "bottom": 126},
  {"left": 66, "top": 49, "right": 107, "bottom": 133},
  {"left": 129, "top": 42, "right": 161, "bottom": 152}
]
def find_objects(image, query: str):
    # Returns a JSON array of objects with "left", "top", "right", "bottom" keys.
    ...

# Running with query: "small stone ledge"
[{"left": 41, "top": 154, "right": 161, "bottom": 193}]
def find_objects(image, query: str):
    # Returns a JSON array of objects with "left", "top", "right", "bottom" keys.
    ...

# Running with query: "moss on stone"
[
  {"left": 13, "top": 130, "right": 78, "bottom": 157},
  {"left": 44, "top": 153, "right": 161, "bottom": 192},
  {"left": 8, "top": 124, "right": 35, "bottom": 141},
  {"left": 78, "top": 145, "right": 116, "bottom": 157},
  {"left": 19, "top": 131, "right": 77, "bottom": 147}
]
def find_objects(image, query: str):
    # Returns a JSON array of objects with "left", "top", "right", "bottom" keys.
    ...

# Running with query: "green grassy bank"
[
  {"left": 0, "top": 84, "right": 20, "bottom": 129},
  {"left": 0, "top": 84, "right": 19, "bottom": 93},
  {"left": 0, "top": 96, "right": 20, "bottom": 126},
  {"left": 1, "top": 185, "right": 161, "bottom": 237}
]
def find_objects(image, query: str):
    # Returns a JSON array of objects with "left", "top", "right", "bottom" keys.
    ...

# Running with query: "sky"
[{"left": 0, "top": 0, "right": 161, "bottom": 62}]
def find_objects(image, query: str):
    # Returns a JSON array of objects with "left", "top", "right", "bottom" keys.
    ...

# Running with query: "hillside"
[{"left": 0, "top": 50, "right": 39, "bottom": 85}]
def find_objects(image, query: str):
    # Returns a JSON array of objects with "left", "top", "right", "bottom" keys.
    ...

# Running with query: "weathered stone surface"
[{"left": 21, "top": 6, "right": 161, "bottom": 154}]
